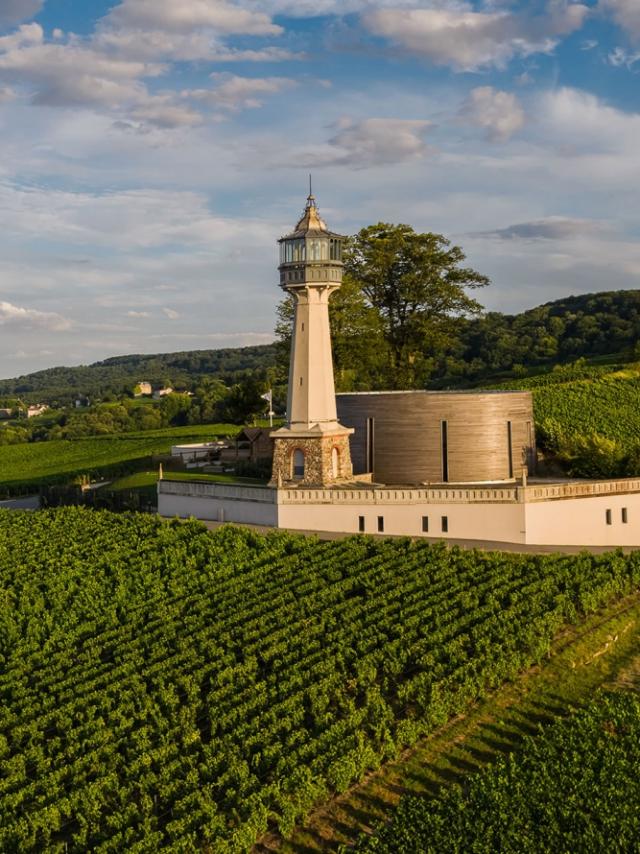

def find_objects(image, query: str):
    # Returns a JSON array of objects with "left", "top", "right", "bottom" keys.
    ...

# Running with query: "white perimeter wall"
[
  {"left": 279, "top": 501, "right": 526, "bottom": 543},
  {"left": 525, "top": 494, "right": 640, "bottom": 547},
  {"left": 158, "top": 481, "right": 640, "bottom": 547},
  {"left": 159, "top": 493, "right": 278, "bottom": 526}
]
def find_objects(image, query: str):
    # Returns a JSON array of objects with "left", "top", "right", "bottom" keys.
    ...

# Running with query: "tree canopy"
[{"left": 344, "top": 223, "right": 489, "bottom": 388}]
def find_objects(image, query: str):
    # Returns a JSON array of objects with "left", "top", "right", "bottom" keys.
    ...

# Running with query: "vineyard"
[
  {"left": 497, "top": 364, "right": 640, "bottom": 476},
  {"left": 1, "top": 509, "right": 640, "bottom": 852},
  {"left": 360, "top": 689, "right": 640, "bottom": 853},
  {"left": 0, "top": 424, "right": 239, "bottom": 497}
]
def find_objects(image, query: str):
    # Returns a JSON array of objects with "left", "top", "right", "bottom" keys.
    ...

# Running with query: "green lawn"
[
  {"left": 107, "top": 470, "right": 267, "bottom": 491},
  {"left": 0, "top": 424, "right": 243, "bottom": 495}
]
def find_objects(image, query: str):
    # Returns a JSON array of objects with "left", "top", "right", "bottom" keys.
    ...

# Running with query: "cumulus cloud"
[
  {"left": 162, "top": 307, "right": 180, "bottom": 319},
  {"left": 0, "top": 5, "right": 291, "bottom": 125},
  {"left": 365, "top": 1, "right": 589, "bottom": 70},
  {"left": 187, "top": 73, "right": 296, "bottom": 111},
  {"left": 0, "top": 24, "right": 160, "bottom": 110},
  {"left": 102, "top": 0, "right": 281, "bottom": 36},
  {"left": 458, "top": 86, "right": 525, "bottom": 142},
  {"left": 0, "top": 300, "right": 71, "bottom": 331},
  {"left": 601, "top": 0, "right": 640, "bottom": 41},
  {"left": 294, "top": 117, "right": 433, "bottom": 168},
  {"left": 0, "top": 0, "right": 43, "bottom": 28},
  {"left": 126, "top": 310, "right": 150, "bottom": 317}
]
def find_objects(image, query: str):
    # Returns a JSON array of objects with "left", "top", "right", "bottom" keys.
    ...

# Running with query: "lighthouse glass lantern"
[{"left": 278, "top": 195, "right": 345, "bottom": 288}]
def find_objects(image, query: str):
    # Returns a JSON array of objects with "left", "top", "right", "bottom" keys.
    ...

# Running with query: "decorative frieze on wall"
[{"left": 270, "top": 433, "right": 353, "bottom": 487}]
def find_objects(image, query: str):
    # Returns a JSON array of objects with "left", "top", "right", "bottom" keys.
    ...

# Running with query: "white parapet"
[{"left": 159, "top": 476, "right": 640, "bottom": 547}]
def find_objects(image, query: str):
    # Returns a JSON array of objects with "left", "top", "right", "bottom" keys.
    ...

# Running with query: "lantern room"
[{"left": 278, "top": 192, "right": 345, "bottom": 289}]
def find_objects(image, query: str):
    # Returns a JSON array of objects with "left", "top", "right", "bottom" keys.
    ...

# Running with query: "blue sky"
[{"left": 0, "top": 0, "right": 639, "bottom": 375}]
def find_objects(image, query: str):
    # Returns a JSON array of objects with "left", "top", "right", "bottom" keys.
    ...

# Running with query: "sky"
[{"left": 0, "top": 0, "right": 639, "bottom": 376}]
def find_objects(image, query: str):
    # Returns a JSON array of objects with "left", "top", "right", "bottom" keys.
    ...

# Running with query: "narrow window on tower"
[
  {"left": 441, "top": 421, "right": 449, "bottom": 483},
  {"left": 441, "top": 516, "right": 449, "bottom": 533},
  {"left": 301, "top": 322, "right": 304, "bottom": 332},
  {"left": 622, "top": 508, "right": 628, "bottom": 524},
  {"left": 358, "top": 516, "right": 365, "bottom": 532},
  {"left": 299, "top": 377, "right": 303, "bottom": 386},
  {"left": 293, "top": 449, "right": 305, "bottom": 480},
  {"left": 606, "top": 509, "right": 612, "bottom": 525},
  {"left": 422, "top": 516, "right": 429, "bottom": 533},
  {"left": 377, "top": 516, "right": 384, "bottom": 533},
  {"left": 507, "top": 420, "right": 513, "bottom": 479}
]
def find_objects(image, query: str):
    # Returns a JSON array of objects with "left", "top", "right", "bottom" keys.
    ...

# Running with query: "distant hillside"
[{"left": 0, "top": 345, "right": 278, "bottom": 405}]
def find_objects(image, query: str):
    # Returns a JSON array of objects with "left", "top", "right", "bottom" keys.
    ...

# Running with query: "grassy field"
[{"left": 0, "top": 423, "right": 241, "bottom": 496}]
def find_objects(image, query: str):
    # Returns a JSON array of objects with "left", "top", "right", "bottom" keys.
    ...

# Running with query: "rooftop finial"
[{"left": 307, "top": 174, "right": 316, "bottom": 208}]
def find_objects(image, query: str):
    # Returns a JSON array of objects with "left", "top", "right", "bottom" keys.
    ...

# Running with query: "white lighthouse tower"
[{"left": 270, "top": 188, "right": 354, "bottom": 486}]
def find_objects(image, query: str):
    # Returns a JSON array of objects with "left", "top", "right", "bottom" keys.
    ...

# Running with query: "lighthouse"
[{"left": 270, "top": 189, "right": 354, "bottom": 486}]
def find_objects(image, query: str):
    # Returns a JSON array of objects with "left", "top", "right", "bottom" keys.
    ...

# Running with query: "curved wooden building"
[{"left": 336, "top": 390, "right": 535, "bottom": 485}]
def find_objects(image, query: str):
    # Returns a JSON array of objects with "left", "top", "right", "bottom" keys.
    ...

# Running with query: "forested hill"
[
  {"left": 445, "top": 289, "right": 640, "bottom": 384},
  {"left": 0, "top": 344, "right": 277, "bottom": 404},
  {"left": 3, "top": 289, "right": 640, "bottom": 404}
]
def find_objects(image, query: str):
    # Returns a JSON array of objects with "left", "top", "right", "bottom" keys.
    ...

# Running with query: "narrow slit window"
[
  {"left": 441, "top": 516, "right": 449, "bottom": 533},
  {"left": 422, "top": 516, "right": 429, "bottom": 533},
  {"left": 377, "top": 516, "right": 384, "bottom": 533},
  {"left": 507, "top": 420, "right": 513, "bottom": 479},
  {"left": 622, "top": 508, "right": 628, "bottom": 524},
  {"left": 606, "top": 509, "right": 612, "bottom": 525},
  {"left": 366, "top": 417, "right": 375, "bottom": 474},
  {"left": 358, "top": 515, "right": 365, "bottom": 532},
  {"left": 441, "top": 421, "right": 449, "bottom": 483}
]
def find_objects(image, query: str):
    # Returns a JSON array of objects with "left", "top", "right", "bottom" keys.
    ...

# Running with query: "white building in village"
[{"left": 159, "top": 192, "right": 640, "bottom": 548}]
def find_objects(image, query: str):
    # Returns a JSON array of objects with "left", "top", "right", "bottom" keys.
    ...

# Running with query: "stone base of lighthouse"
[{"left": 270, "top": 429, "right": 354, "bottom": 487}]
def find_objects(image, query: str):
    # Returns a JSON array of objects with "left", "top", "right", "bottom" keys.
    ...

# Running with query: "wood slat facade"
[{"left": 336, "top": 390, "right": 535, "bottom": 485}]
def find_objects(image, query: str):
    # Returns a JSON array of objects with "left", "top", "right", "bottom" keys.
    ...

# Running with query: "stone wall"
[{"left": 270, "top": 432, "right": 353, "bottom": 486}]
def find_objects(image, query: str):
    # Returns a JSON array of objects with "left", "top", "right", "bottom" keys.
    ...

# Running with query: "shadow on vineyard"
[{"left": 2, "top": 508, "right": 640, "bottom": 852}]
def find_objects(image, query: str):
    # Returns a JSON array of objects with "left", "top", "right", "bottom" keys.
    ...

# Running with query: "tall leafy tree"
[{"left": 345, "top": 223, "right": 489, "bottom": 388}]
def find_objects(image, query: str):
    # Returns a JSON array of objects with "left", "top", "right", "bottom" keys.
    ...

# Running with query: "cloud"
[
  {"left": 601, "top": 0, "right": 640, "bottom": 41},
  {"left": 0, "top": 181, "right": 273, "bottom": 249},
  {"left": 186, "top": 73, "right": 296, "bottom": 111},
  {"left": 473, "top": 217, "right": 610, "bottom": 240},
  {"left": 608, "top": 46, "right": 640, "bottom": 67},
  {"left": 0, "top": 24, "right": 161, "bottom": 110},
  {"left": 0, "top": 0, "right": 42, "bottom": 28},
  {"left": 162, "top": 307, "right": 180, "bottom": 319},
  {"left": 246, "top": 0, "right": 417, "bottom": 15},
  {"left": 365, "top": 1, "right": 589, "bottom": 70},
  {"left": 458, "top": 86, "right": 525, "bottom": 142},
  {"left": 0, "top": 300, "right": 71, "bottom": 331},
  {"left": 95, "top": 25, "right": 297, "bottom": 62},
  {"left": 126, "top": 310, "right": 150, "bottom": 317},
  {"left": 295, "top": 117, "right": 433, "bottom": 168},
  {"left": 101, "top": 0, "right": 281, "bottom": 37}
]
